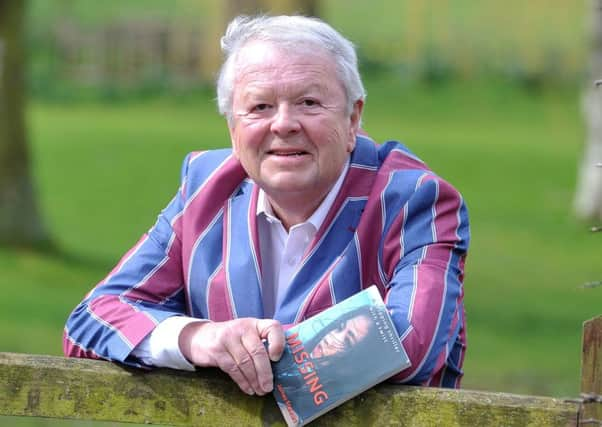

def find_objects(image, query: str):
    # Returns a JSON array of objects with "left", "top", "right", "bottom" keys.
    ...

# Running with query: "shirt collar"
[{"left": 256, "top": 158, "right": 350, "bottom": 230}]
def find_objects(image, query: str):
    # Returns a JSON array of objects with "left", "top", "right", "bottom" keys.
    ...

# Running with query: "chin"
[{"left": 265, "top": 178, "right": 315, "bottom": 194}]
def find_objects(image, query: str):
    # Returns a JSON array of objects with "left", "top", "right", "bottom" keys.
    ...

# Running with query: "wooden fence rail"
[{"left": 0, "top": 316, "right": 600, "bottom": 426}]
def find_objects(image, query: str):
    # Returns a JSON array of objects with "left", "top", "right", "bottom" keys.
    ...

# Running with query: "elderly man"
[{"left": 63, "top": 15, "right": 470, "bottom": 397}]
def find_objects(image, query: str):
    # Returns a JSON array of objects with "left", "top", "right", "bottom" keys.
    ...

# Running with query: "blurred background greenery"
[{"left": 1, "top": 0, "right": 600, "bottom": 425}]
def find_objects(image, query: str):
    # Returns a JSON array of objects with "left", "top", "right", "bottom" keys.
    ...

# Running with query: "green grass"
[
  {"left": 1, "top": 76, "right": 599, "bottom": 411},
  {"left": 362, "top": 78, "right": 599, "bottom": 396}
]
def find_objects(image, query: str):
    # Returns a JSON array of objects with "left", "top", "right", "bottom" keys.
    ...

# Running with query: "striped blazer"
[{"left": 63, "top": 135, "right": 470, "bottom": 387}]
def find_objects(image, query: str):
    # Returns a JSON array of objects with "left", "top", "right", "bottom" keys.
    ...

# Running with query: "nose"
[{"left": 270, "top": 104, "right": 300, "bottom": 137}]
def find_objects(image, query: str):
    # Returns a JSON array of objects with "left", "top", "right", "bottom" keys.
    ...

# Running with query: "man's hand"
[{"left": 178, "top": 318, "right": 285, "bottom": 396}]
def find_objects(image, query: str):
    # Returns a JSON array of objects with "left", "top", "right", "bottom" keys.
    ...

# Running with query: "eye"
[
  {"left": 252, "top": 103, "right": 271, "bottom": 112},
  {"left": 337, "top": 320, "right": 347, "bottom": 332},
  {"left": 301, "top": 98, "right": 319, "bottom": 107}
]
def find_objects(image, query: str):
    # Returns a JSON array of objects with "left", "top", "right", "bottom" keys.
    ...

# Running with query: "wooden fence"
[
  {"left": 0, "top": 316, "right": 600, "bottom": 426},
  {"left": 52, "top": 20, "right": 204, "bottom": 87}
]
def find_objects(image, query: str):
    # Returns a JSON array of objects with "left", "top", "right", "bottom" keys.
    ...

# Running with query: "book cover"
[{"left": 271, "top": 286, "right": 410, "bottom": 427}]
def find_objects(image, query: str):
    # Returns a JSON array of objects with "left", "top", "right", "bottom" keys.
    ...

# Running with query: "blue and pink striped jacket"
[{"left": 63, "top": 135, "right": 470, "bottom": 387}]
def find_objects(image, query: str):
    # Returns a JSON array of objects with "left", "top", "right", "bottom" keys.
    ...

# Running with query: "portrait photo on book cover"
[{"left": 273, "top": 294, "right": 406, "bottom": 425}]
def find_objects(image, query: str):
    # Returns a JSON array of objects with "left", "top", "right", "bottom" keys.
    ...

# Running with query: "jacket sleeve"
[
  {"left": 63, "top": 154, "right": 194, "bottom": 367},
  {"left": 382, "top": 173, "right": 469, "bottom": 387}
]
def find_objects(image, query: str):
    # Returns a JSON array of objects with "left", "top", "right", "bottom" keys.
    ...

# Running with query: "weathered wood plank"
[
  {"left": 581, "top": 315, "right": 602, "bottom": 422},
  {"left": 0, "top": 352, "right": 579, "bottom": 426},
  {"left": 0, "top": 352, "right": 271, "bottom": 426}
]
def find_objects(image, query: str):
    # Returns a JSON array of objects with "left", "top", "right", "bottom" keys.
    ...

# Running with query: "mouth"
[{"left": 267, "top": 150, "right": 308, "bottom": 157}]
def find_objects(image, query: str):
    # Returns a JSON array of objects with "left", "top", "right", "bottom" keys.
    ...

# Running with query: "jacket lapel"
[
  {"left": 275, "top": 136, "right": 380, "bottom": 323},
  {"left": 221, "top": 179, "right": 265, "bottom": 318}
]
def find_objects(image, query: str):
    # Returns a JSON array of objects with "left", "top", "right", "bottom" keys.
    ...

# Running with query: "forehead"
[
  {"left": 347, "top": 314, "right": 371, "bottom": 333},
  {"left": 233, "top": 41, "right": 340, "bottom": 91}
]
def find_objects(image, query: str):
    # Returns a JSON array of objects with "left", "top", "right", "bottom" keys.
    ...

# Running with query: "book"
[{"left": 271, "top": 285, "right": 410, "bottom": 427}]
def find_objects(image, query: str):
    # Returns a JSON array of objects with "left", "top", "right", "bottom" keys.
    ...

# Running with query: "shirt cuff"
[{"left": 131, "top": 316, "right": 207, "bottom": 371}]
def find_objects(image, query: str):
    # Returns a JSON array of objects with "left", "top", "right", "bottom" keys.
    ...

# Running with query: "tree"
[
  {"left": 0, "top": 0, "right": 50, "bottom": 247},
  {"left": 225, "top": 0, "right": 319, "bottom": 16},
  {"left": 199, "top": 0, "right": 320, "bottom": 81},
  {"left": 575, "top": 0, "right": 602, "bottom": 222}
]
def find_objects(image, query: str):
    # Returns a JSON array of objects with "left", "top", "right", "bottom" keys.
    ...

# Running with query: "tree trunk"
[
  {"left": 575, "top": 0, "right": 602, "bottom": 222},
  {"left": 0, "top": 0, "right": 50, "bottom": 247}
]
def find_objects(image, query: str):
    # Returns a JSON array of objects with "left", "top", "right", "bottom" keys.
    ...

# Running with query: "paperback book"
[{"left": 271, "top": 286, "right": 410, "bottom": 427}]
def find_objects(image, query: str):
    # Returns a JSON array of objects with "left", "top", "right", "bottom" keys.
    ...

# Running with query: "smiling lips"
[{"left": 267, "top": 150, "right": 309, "bottom": 157}]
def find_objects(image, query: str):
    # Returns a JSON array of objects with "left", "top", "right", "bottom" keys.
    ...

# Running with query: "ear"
[{"left": 347, "top": 99, "right": 364, "bottom": 152}]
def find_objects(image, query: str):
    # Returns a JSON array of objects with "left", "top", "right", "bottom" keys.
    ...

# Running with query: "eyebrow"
[{"left": 241, "top": 81, "right": 330, "bottom": 99}]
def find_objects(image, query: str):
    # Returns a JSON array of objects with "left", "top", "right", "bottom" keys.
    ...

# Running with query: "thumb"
[{"left": 257, "top": 319, "right": 285, "bottom": 362}]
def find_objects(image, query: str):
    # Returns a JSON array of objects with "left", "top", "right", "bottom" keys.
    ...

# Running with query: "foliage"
[
  {"left": 24, "top": 0, "right": 587, "bottom": 101},
  {"left": 324, "top": 0, "right": 586, "bottom": 85}
]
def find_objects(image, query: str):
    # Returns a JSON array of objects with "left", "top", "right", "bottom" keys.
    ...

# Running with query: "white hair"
[{"left": 216, "top": 15, "right": 366, "bottom": 122}]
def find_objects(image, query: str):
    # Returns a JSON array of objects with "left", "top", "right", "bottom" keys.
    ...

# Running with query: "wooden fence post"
[{"left": 581, "top": 315, "right": 602, "bottom": 423}]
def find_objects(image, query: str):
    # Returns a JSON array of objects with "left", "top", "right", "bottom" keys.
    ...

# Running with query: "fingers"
[
  {"left": 210, "top": 324, "right": 263, "bottom": 395},
  {"left": 256, "top": 319, "right": 285, "bottom": 362},
  {"left": 216, "top": 348, "right": 256, "bottom": 396},
  {"left": 223, "top": 319, "right": 284, "bottom": 395},
  {"left": 186, "top": 318, "right": 283, "bottom": 396},
  {"left": 239, "top": 330, "right": 273, "bottom": 394}
]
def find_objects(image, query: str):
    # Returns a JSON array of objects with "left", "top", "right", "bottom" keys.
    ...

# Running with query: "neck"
[
  {"left": 267, "top": 192, "right": 326, "bottom": 232},
  {"left": 260, "top": 160, "right": 349, "bottom": 231}
]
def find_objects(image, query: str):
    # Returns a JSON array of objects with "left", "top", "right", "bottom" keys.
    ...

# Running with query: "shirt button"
[{"left": 288, "top": 257, "right": 297, "bottom": 266}]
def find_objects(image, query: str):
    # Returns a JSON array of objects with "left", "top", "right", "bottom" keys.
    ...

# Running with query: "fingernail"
[
  {"left": 262, "top": 382, "right": 273, "bottom": 393},
  {"left": 246, "top": 388, "right": 255, "bottom": 396}
]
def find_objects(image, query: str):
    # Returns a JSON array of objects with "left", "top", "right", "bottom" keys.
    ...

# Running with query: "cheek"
[
  {"left": 324, "top": 120, "right": 355, "bottom": 154},
  {"left": 236, "top": 121, "right": 268, "bottom": 149},
  {"left": 233, "top": 140, "right": 252, "bottom": 165},
  {"left": 230, "top": 128, "right": 253, "bottom": 159}
]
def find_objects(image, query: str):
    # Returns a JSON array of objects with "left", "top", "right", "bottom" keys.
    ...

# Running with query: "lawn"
[
  {"left": 1, "top": 75, "right": 599, "bottom": 426},
  {"left": 363, "top": 78, "right": 600, "bottom": 395}
]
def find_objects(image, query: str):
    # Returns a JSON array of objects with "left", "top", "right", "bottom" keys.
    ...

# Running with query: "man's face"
[
  {"left": 310, "top": 314, "right": 371, "bottom": 358},
  {"left": 228, "top": 41, "right": 362, "bottom": 214}
]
